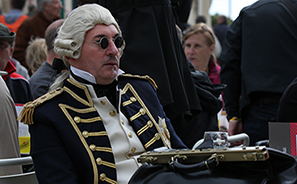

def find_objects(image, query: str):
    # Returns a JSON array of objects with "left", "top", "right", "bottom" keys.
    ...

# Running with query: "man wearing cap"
[
  {"left": 0, "top": 23, "right": 33, "bottom": 104},
  {"left": 18, "top": 4, "right": 186, "bottom": 184}
]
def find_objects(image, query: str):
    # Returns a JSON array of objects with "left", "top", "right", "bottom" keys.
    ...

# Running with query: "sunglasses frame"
[{"left": 85, "top": 36, "right": 124, "bottom": 49}]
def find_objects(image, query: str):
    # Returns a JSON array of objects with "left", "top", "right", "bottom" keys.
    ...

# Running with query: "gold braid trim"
[
  {"left": 119, "top": 73, "right": 158, "bottom": 89},
  {"left": 144, "top": 136, "right": 158, "bottom": 149},
  {"left": 101, "top": 161, "right": 116, "bottom": 169},
  {"left": 121, "top": 84, "right": 168, "bottom": 148},
  {"left": 100, "top": 173, "right": 117, "bottom": 184},
  {"left": 17, "top": 87, "right": 64, "bottom": 125}
]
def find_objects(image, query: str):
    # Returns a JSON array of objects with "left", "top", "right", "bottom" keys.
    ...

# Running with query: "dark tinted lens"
[
  {"left": 100, "top": 37, "right": 109, "bottom": 49},
  {"left": 114, "top": 36, "right": 123, "bottom": 48}
]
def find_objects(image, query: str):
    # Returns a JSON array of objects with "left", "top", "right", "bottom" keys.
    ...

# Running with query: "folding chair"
[{"left": 0, "top": 156, "right": 38, "bottom": 184}]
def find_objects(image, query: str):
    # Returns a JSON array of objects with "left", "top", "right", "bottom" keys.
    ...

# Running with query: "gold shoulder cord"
[
  {"left": 120, "top": 73, "right": 158, "bottom": 89},
  {"left": 18, "top": 87, "right": 64, "bottom": 125}
]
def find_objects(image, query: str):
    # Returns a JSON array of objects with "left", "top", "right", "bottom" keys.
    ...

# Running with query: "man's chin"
[{"left": 106, "top": 70, "right": 118, "bottom": 79}]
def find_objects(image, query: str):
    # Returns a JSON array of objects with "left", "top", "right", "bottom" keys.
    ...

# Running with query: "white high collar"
[{"left": 70, "top": 66, "right": 124, "bottom": 84}]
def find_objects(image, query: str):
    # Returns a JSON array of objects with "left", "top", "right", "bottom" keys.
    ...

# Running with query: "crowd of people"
[{"left": 1, "top": 0, "right": 297, "bottom": 183}]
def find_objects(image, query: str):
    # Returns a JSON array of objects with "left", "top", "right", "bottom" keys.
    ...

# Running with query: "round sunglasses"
[{"left": 86, "top": 36, "right": 124, "bottom": 49}]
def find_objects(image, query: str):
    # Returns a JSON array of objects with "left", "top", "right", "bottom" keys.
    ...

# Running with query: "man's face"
[
  {"left": 44, "top": 0, "right": 63, "bottom": 19},
  {"left": 0, "top": 40, "right": 13, "bottom": 71},
  {"left": 71, "top": 24, "right": 122, "bottom": 85}
]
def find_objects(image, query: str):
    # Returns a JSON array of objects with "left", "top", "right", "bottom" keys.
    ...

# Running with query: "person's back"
[
  {"left": 213, "top": 15, "right": 228, "bottom": 46},
  {"left": 0, "top": 0, "right": 28, "bottom": 33},
  {"left": 12, "top": 0, "right": 62, "bottom": 74},
  {"left": 29, "top": 19, "right": 65, "bottom": 99},
  {"left": 0, "top": 76, "right": 22, "bottom": 176},
  {"left": 223, "top": 0, "right": 297, "bottom": 103},
  {"left": 237, "top": 0, "right": 297, "bottom": 94},
  {"left": 220, "top": 0, "right": 297, "bottom": 145}
]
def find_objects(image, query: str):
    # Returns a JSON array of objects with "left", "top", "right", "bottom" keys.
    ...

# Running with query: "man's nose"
[{"left": 106, "top": 40, "right": 119, "bottom": 56}]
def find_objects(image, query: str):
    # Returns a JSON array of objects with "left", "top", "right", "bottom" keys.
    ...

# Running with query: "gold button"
[
  {"left": 100, "top": 173, "right": 106, "bottom": 181},
  {"left": 121, "top": 120, "right": 124, "bottom": 125},
  {"left": 100, "top": 101, "right": 106, "bottom": 105},
  {"left": 128, "top": 132, "right": 132, "bottom": 138},
  {"left": 96, "top": 157, "right": 102, "bottom": 165},
  {"left": 155, "top": 133, "right": 160, "bottom": 140},
  {"left": 131, "top": 147, "right": 136, "bottom": 153},
  {"left": 74, "top": 116, "right": 81, "bottom": 123},
  {"left": 130, "top": 97, "right": 137, "bottom": 102},
  {"left": 82, "top": 131, "right": 89, "bottom": 138},
  {"left": 147, "top": 121, "right": 153, "bottom": 128},
  {"left": 140, "top": 108, "right": 146, "bottom": 115},
  {"left": 109, "top": 110, "right": 116, "bottom": 116},
  {"left": 90, "top": 144, "right": 96, "bottom": 151}
]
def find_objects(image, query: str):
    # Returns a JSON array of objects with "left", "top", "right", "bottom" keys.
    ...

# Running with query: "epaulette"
[
  {"left": 119, "top": 73, "right": 158, "bottom": 89},
  {"left": 17, "top": 87, "right": 64, "bottom": 125}
]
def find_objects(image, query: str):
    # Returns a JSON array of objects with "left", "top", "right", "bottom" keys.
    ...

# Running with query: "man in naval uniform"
[{"left": 18, "top": 4, "right": 187, "bottom": 184}]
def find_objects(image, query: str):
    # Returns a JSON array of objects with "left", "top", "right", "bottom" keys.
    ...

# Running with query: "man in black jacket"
[
  {"left": 213, "top": 15, "right": 228, "bottom": 47},
  {"left": 220, "top": 0, "right": 297, "bottom": 145}
]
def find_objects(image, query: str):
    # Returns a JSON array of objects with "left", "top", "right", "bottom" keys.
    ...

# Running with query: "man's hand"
[{"left": 228, "top": 118, "right": 243, "bottom": 146}]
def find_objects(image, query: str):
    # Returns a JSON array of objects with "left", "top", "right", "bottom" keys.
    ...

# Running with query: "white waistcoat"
[{"left": 87, "top": 84, "right": 145, "bottom": 184}]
